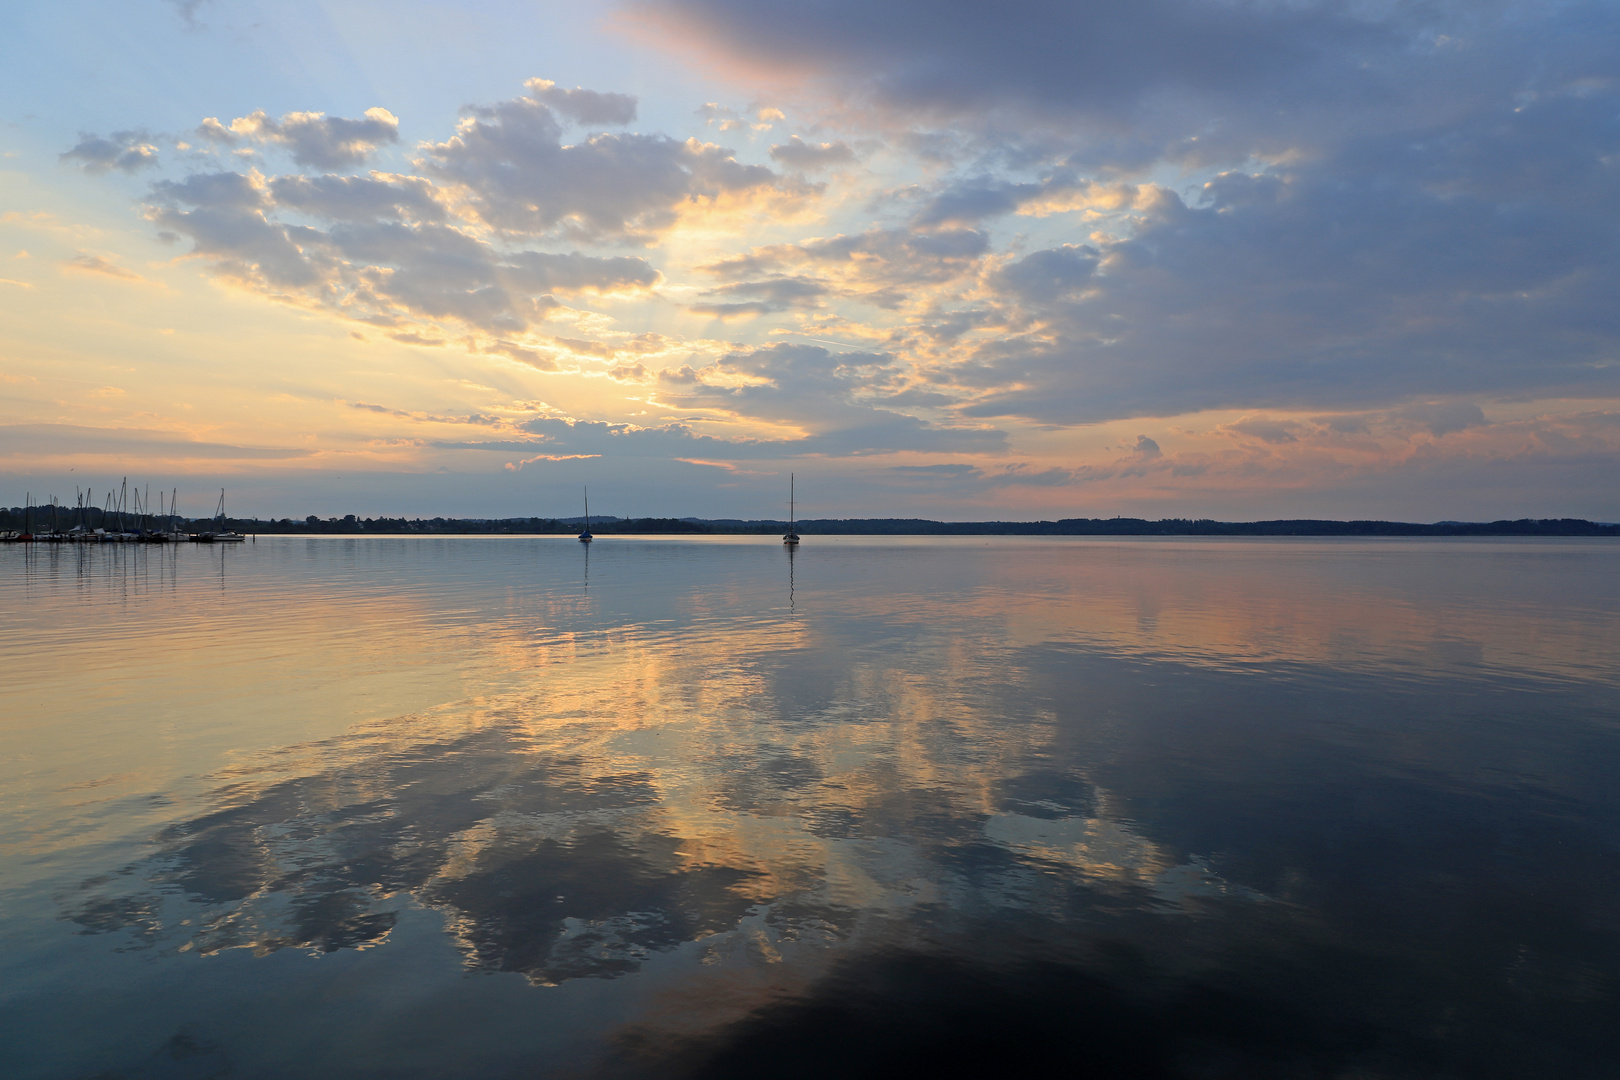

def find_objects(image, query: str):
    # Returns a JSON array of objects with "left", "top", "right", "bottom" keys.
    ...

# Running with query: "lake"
[{"left": 3, "top": 536, "right": 1619, "bottom": 1078}]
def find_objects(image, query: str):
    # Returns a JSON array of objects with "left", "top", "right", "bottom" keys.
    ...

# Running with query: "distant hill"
[{"left": 9, "top": 507, "right": 1612, "bottom": 537}]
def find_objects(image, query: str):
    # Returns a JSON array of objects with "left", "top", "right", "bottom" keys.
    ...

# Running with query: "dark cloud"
[
  {"left": 638, "top": 0, "right": 1400, "bottom": 128},
  {"left": 61, "top": 130, "right": 159, "bottom": 175},
  {"left": 953, "top": 82, "right": 1620, "bottom": 423},
  {"left": 994, "top": 245, "right": 1099, "bottom": 305}
]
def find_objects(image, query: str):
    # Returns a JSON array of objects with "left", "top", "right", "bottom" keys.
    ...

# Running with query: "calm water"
[{"left": 3, "top": 536, "right": 1619, "bottom": 1078}]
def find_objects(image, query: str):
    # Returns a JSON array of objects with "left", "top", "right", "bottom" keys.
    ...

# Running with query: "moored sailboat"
[
  {"left": 194, "top": 488, "right": 246, "bottom": 542},
  {"left": 783, "top": 473, "right": 800, "bottom": 546},
  {"left": 578, "top": 487, "right": 593, "bottom": 542}
]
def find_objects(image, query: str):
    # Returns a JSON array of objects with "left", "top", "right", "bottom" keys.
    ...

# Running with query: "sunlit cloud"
[
  {"left": 196, "top": 108, "right": 401, "bottom": 169},
  {"left": 9, "top": 1, "right": 1620, "bottom": 518},
  {"left": 61, "top": 130, "right": 161, "bottom": 175}
]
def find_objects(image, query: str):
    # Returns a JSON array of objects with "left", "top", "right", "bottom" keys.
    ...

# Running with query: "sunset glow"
[{"left": 4, "top": 1, "right": 1618, "bottom": 520}]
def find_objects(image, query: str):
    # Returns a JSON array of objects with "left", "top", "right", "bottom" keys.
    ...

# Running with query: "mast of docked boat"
[{"left": 578, "top": 486, "right": 593, "bottom": 542}]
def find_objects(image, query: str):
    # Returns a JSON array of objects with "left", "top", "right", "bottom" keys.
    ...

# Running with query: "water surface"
[{"left": 3, "top": 536, "right": 1619, "bottom": 1078}]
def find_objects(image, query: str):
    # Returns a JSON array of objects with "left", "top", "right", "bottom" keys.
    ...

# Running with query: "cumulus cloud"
[
  {"left": 146, "top": 169, "right": 659, "bottom": 334},
  {"left": 197, "top": 108, "right": 401, "bottom": 168},
  {"left": 266, "top": 173, "right": 445, "bottom": 223},
  {"left": 524, "top": 79, "right": 637, "bottom": 126},
  {"left": 421, "top": 83, "right": 790, "bottom": 242},
  {"left": 61, "top": 131, "right": 160, "bottom": 174}
]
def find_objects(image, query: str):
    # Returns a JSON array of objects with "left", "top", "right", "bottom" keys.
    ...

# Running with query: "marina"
[{"left": 2, "top": 483, "right": 248, "bottom": 544}]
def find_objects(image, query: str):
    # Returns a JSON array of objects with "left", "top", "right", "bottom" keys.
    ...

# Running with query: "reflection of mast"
[{"left": 788, "top": 542, "right": 795, "bottom": 611}]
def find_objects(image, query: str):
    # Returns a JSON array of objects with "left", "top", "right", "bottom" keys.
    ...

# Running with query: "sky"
[{"left": 2, "top": 0, "right": 1618, "bottom": 522}]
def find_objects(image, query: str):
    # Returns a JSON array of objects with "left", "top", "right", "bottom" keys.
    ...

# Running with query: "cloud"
[
  {"left": 914, "top": 176, "right": 1149, "bottom": 227},
  {"left": 197, "top": 108, "right": 401, "bottom": 169},
  {"left": 701, "top": 226, "right": 990, "bottom": 310},
  {"left": 67, "top": 22, "right": 1620, "bottom": 514},
  {"left": 61, "top": 131, "right": 160, "bottom": 175},
  {"left": 421, "top": 82, "right": 790, "bottom": 242},
  {"left": 62, "top": 253, "right": 140, "bottom": 280},
  {"left": 165, "top": 0, "right": 208, "bottom": 26},
  {"left": 1224, "top": 417, "right": 1301, "bottom": 444},
  {"left": 656, "top": 342, "right": 1006, "bottom": 454},
  {"left": 633, "top": 0, "right": 1401, "bottom": 139},
  {"left": 503, "top": 452, "right": 601, "bottom": 471},
  {"left": 951, "top": 87, "right": 1620, "bottom": 425},
  {"left": 688, "top": 275, "right": 828, "bottom": 317},
  {"left": 145, "top": 169, "right": 660, "bottom": 335},
  {"left": 267, "top": 173, "right": 445, "bottom": 223},
  {"left": 769, "top": 136, "right": 855, "bottom": 171},
  {"left": 1398, "top": 402, "right": 1486, "bottom": 437},
  {"left": 0, "top": 423, "right": 316, "bottom": 461},
  {"left": 992, "top": 245, "right": 1098, "bottom": 305},
  {"left": 523, "top": 79, "right": 637, "bottom": 126}
]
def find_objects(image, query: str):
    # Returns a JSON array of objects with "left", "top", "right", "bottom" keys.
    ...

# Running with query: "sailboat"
[
  {"left": 577, "top": 486, "right": 593, "bottom": 542},
  {"left": 162, "top": 488, "right": 188, "bottom": 543},
  {"left": 783, "top": 473, "right": 800, "bottom": 546},
  {"left": 195, "top": 488, "right": 246, "bottom": 542}
]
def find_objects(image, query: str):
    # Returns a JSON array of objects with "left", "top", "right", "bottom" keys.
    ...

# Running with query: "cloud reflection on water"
[{"left": 12, "top": 538, "right": 1620, "bottom": 1076}]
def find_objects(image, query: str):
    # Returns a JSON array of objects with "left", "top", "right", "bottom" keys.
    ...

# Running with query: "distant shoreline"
[{"left": 7, "top": 510, "right": 1612, "bottom": 538}]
